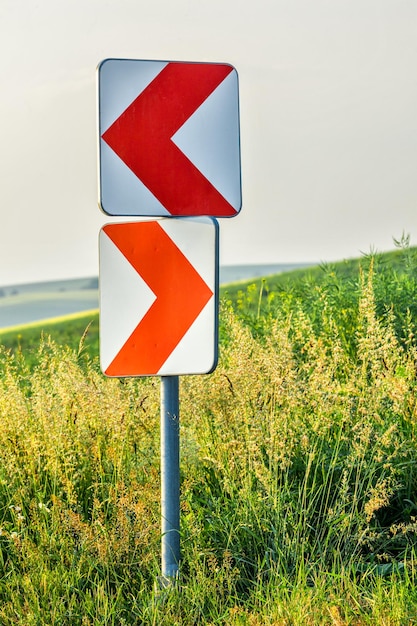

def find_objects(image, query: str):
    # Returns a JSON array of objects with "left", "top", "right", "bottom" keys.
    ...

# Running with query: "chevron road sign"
[
  {"left": 96, "top": 58, "right": 239, "bottom": 582},
  {"left": 97, "top": 58, "right": 241, "bottom": 217},
  {"left": 99, "top": 217, "right": 219, "bottom": 377}
]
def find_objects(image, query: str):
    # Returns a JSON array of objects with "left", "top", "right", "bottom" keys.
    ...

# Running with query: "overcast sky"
[{"left": 1, "top": 0, "right": 416, "bottom": 286}]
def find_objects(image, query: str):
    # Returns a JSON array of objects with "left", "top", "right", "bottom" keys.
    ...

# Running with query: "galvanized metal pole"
[{"left": 160, "top": 375, "right": 180, "bottom": 582}]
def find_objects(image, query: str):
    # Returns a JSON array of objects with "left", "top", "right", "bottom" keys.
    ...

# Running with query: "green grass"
[
  {"left": 1, "top": 242, "right": 417, "bottom": 623},
  {"left": 0, "top": 310, "right": 100, "bottom": 369}
]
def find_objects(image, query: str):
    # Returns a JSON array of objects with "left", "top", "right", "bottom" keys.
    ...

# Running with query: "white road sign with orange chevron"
[{"left": 99, "top": 217, "right": 219, "bottom": 377}]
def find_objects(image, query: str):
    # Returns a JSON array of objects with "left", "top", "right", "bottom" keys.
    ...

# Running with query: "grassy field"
[{"left": 1, "top": 241, "right": 417, "bottom": 624}]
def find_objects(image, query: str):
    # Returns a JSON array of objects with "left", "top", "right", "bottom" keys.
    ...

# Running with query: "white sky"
[{"left": 1, "top": 0, "right": 416, "bottom": 286}]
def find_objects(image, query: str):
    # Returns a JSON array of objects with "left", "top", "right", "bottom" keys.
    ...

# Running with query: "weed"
[{"left": 1, "top": 249, "right": 417, "bottom": 622}]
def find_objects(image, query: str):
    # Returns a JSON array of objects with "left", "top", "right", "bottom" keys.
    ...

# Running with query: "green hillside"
[
  {"left": 2, "top": 242, "right": 417, "bottom": 359},
  {"left": 1, "top": 242, "right": 417, "bottom": 623}
]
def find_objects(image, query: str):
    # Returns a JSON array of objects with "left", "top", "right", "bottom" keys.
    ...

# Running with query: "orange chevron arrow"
[{"left": 102, "top": 221, "right": 214, "bottom": 376}]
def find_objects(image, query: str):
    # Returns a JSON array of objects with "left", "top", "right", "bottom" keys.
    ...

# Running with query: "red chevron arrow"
[
  {"left": 103, "top": 221, "right": 213, "bottom": 376},
  {"left": 101, "top": 62, "right": 236, "bottom": 217}
]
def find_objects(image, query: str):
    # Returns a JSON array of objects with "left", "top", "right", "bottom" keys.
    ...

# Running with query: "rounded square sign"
[
  {"left": 97, "top": 58, "right": 241, "bottom": 218},
  {"left": 99, "top": 216, "right": 219, "bottom": 377}
]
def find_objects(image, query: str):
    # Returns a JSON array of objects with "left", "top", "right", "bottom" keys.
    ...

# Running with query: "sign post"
[
  {"left": 160, "top": 376, "right": 180, "bottom": 581},
  {"left": 99, "top": 217, "right": 219, "bottom": 585},
  {"left": 97, "top": 58, "right": 241, "bottom": 585}
]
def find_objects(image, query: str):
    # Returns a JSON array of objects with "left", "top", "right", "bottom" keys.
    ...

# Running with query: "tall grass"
[{"left": 1, "top": 249, "right": 417, "bottom": 623}]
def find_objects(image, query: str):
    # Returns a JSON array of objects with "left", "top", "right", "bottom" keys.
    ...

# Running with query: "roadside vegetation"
[{"left": 1, "top": 237, "right": 417, "bottom": 624}]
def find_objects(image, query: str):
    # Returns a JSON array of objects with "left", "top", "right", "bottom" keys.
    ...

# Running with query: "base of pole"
[
  {"left": 157, "top": 571, "right": 179, "bottom": 590},
  {"left": 154, "top": 571, "right": 181, "bottom": 601}
]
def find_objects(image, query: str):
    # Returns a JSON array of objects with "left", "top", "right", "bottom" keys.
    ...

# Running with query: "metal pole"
[{"left": 160, "top": 375, "right": 180, "bottom": 582}]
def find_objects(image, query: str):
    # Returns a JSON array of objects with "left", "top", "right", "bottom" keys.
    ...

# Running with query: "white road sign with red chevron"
[
  {"left": 99, "top": 217, "right": 219, "bottom": 377},
  {"left": 97, "top": 59, "right": 241, "bottom": 217}
]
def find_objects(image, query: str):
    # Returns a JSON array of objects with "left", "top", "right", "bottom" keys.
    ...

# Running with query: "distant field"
[
  {"left": 0, "top": 264, "right": 307, "bottom": 331},
  {"left": 0, "top": 261, "right": 317, "bottom": 360},
  {"left": 0, "top": 276, "right": 98, "bottom": 329}
]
